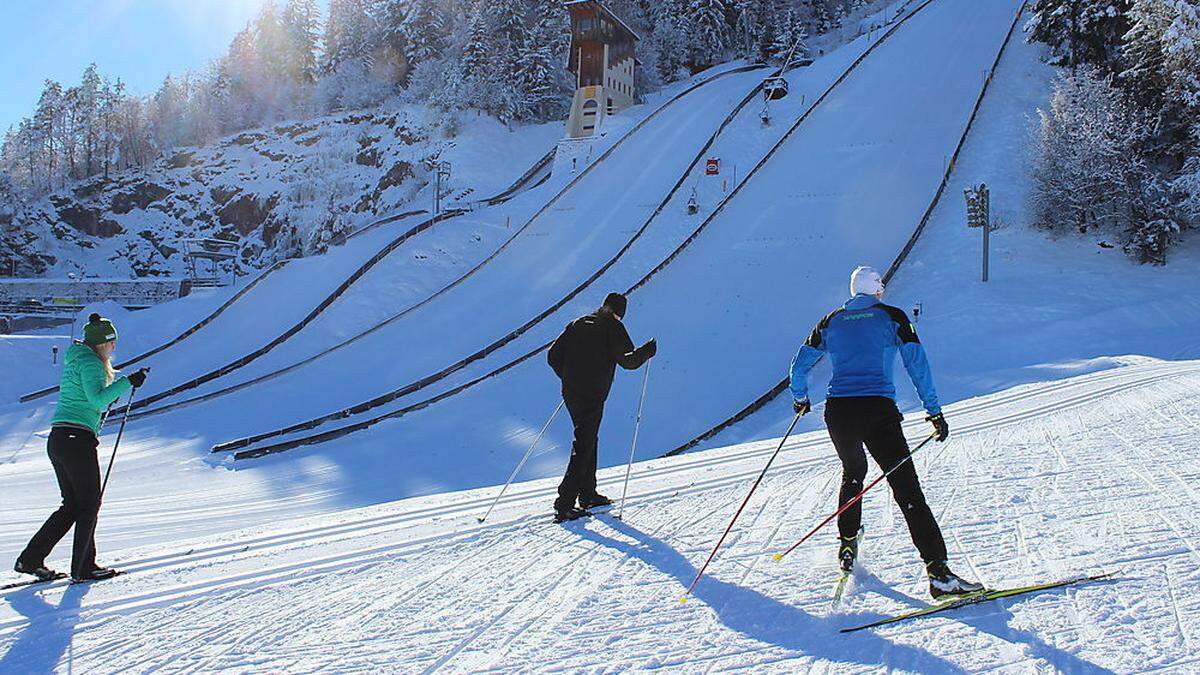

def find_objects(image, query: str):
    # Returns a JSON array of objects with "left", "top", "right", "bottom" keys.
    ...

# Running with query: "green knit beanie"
[{"left": 83, "top": 313, "right": 118, "bottom": 346}]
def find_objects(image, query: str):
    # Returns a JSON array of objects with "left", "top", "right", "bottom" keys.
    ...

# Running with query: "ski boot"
[
  {"left": 554, "top": 507, "right": 591, "bottom": 524},
  {"left": 578, "top": 493, "right": 613, "bottom": 510},
  {"left": 71, "top": 566, "right": 120, "bottom": 584},
  {"left": 926, "top": 560, "right": 984, "bottom": 599},
  {"left": 837, "top": 535, "right": 859, "bottom": 573},
  {"left": 14, "top": 559, "right": 59, "bottom": 582}
]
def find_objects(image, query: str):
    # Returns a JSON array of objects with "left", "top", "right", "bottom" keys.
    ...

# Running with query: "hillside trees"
[
  {"left": 1028, "top": 0, "right": 1199, "bottom": 262},
  {"left": 1, "top": 0, "right": 873, "bottom": 199}
]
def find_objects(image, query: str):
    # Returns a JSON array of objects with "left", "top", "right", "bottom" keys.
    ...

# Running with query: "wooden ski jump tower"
[{"left": 565, "top": 0, "right": 639, "bottom": 139}]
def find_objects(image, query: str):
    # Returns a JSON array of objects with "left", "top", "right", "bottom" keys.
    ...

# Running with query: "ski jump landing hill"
[{"left": 203, "top": 0, "right": 1027, "bottom": 470}]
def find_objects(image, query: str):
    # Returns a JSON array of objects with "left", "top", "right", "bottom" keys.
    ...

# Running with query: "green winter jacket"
[{"left": 52, "top": 342, "right": 132, "bottom": 436}]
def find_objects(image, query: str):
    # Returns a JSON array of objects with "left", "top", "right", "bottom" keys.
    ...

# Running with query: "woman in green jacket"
[{"left": 15, "top": 314, "right": 148, "bottom": 583}]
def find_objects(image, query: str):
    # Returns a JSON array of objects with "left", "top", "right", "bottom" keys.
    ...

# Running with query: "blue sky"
[{"left": 0, "top": 1, "right": 322, "bottom": 133}]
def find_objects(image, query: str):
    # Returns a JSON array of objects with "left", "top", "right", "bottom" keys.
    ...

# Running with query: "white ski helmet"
[{"left": 850, "top": 266, "right": 884, "bottom": 297}]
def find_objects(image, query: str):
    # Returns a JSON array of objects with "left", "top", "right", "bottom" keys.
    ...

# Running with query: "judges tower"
[{"left": 564, "top": 1, "right": 639, "bottom": 139}]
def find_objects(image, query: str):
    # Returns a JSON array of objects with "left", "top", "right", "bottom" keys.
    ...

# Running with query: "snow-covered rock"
[{"left": 7, "top": 103, "right": 562, "bottom": 280}]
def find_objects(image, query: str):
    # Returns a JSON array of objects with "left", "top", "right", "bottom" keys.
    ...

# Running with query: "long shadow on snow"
[
  {"left": 851, "top": 567, "right": 1115, "bottom": 673},
  {"left": 576, "top": 517, "right": 963, "bottom": 671},
  {"left": 0, "top": 583, "right": 90, "bottom": 672}
]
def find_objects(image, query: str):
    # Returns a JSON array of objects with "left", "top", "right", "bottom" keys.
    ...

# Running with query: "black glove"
[
  {"left": 793, "top": 398, "right": 811, "bottom": 416},
  {"left": 640, "top": 338, "right": 657, "bottom": 360},
  {"left": 127, "top": 368, "right": 149, "bottom": 389},
  {"left": 926, "top": 412, "right": 949, "bottom": 442}
]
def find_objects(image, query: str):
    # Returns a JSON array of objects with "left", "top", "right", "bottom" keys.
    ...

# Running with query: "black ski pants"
[
  {"left": 555, "top": 391, "right": 605, "bottom": 511},
  {"left": 825, "top": 396, "right": 947, "bottom": 563},
  {"left": 19, "top": 427, "right": 102, "bottom": 577}
]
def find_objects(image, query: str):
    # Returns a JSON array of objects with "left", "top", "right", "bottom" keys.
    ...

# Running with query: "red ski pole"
[
  {"left": 772, "top": 430, "right": 938, "bottom": 563},
  {"left": 681, "top": 412, "right": 803, "bottom": 603}
]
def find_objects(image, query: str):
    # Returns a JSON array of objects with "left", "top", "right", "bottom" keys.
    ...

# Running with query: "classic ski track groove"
[
  {"left": 213, "top": 0, "right": 945, "bottom": 458},
  {"left": 0, "top": 361, "right": 1188, "bottom": 645},
  {"left": 427, "top": 501, "right": 723, "bottom": 672},
  {"left": 121, "top": 64, "right": 765, "bottom": 420},
  {"left": 2, "top": 360, "right": 1187, "bottom": 612}
]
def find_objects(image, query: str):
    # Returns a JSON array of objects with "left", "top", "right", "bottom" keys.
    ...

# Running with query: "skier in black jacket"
[{"left": 548, "top": 292, "right": 656, "bottom": 522}]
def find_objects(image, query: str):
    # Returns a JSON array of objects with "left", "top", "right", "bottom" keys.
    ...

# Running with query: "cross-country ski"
[
  {"left": 841, "top": 572, "right": 1118, "bottom": 633},
  {"left": 3, "top": 0, "right": 1200, "bottom": 671}
]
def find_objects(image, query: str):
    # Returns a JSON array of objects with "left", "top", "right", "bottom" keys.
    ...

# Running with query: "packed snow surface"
[
  {"left": 4, "top": 0, "right": 1200, "bottom": 670},
  {"left": 2, "top": 361, "right": 1198, "bottom": 672}
]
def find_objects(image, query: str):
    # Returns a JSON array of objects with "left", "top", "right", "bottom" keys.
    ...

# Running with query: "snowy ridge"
[{"left": 2, "top": 360, "right": 1196, "bottom": 671}]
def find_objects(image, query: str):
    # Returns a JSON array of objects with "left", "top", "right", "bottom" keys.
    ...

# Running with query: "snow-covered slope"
[
  {"left": 8, "top": 104, "right": 565, "bottom": 278},
  {"left": 186, "top": 0, "right": 1026, "bottom": 473},
  {"left": 2, "top": 361, "right": 1197, "bottom": 672}
]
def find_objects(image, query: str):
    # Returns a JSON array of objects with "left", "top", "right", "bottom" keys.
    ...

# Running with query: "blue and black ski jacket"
[{"left": 789, "top": 293, "right": 941, "bottom": 415}]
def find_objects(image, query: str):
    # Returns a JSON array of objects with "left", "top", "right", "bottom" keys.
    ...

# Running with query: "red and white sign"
[{"left": 705, "top": 158, "right": 720, "bottom": 176}]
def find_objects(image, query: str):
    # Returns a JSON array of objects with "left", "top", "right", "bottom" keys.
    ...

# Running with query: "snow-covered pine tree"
[
  {"left": 651, "top": 0, "right": 692, "bottom": 82},
  {"left": 733, "top": 0, "right": 764, "bottom": 61},
  {"left": 77, "top": 64, "right": 102, "bottom": 177},
  {"left": 1031, "top": 67, "right": 1147, "bottom": 249},
  {"left": 770, "top": 7, "right": 808, "bottom": 64},
  {"left": 401, "top": 0, "right": 449, "bottom": 68},
  {"left": 323, "top": 0, "right": 376, "bottom": 73},
  {"left": 516, "top": 6, "right": 568, "bottom": 120},
  {"left": 803, "top": 0, "right": 839, "bottom": 35},
  {"left": 486, "top": 0, "right": 529, "bottom": 122},
  {"left": 1162, "top": 1, "right": 1200, "bottom": 114},
  {"left": 32, "top": 80, "right": 65, "bottom": 190},
  {"left": 688, "top": 0, "right": 732, "bottom": 69},
  {"left": 1026, "top": 0, "right": 1133, "bottom": 69},
  {"left": 1127, "top": 170, "right": 1183, "bottom": 263},
  {"left": 281, "top": 0, "right": 322, "bottom": 85}
]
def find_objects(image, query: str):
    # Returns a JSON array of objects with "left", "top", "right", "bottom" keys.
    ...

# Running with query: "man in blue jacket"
[{"left": 790, "top": 266, "right": 982, "bottom": 599}]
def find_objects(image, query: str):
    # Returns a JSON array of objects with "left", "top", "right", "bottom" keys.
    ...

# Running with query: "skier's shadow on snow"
[
  {"left": 576, "top": 517, "right": 965, "bottom": 671},
  {"left": 0, "top": 583, "right": 90, "bottom": 672}
]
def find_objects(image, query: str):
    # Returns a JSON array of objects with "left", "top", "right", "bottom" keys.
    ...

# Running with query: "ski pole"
[
  {"left": 681, "top": 412, "right": 803, "bottom": 603},
  {"left": 77, "top": 383, "right": 140, "bottom": 577},
  {"left": 615, "top": 364, "right": 651, "bottom": 521},
  {"left": 772, "top": 430, "right": 939, "bottom": 563},
  {"left": 478, "top": 399, "right": 565, "bottom": 523},
  {"left": 99, "top": 385, "right": 139, "bottom": 499}
]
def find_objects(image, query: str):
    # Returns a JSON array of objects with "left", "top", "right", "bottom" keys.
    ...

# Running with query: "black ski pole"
[
  {"left": 99, "top": 385, "right": 139, "bottom": 499},
  {"left": 681, "top": 412, "right": 803, "bottom": 603},
  {"left": 76, "top": 380, "right": 141, "bottom": 578},
  {"left": 615, "top": 364, "right": 651, "bottom": 521},
  {"left": 478, "top": 399, "right": 565, "bottom": 523}
]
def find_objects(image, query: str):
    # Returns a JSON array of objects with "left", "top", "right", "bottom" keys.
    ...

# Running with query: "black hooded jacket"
[{"left": 548, "top": 308, "right": 650, "bottom": 401}]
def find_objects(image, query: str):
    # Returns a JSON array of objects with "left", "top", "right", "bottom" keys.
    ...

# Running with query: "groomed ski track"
[
  {"left": 2, "top": 361, "right": 1197, "bottom": 672},
  {"left": 208, "top": 0, "right": 1023, "bottom": 465}
]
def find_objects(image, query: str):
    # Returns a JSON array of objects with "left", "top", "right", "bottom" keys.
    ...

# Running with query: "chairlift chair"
[{"left": 763, "top": 77, "right": 789, "bottom": 101}]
